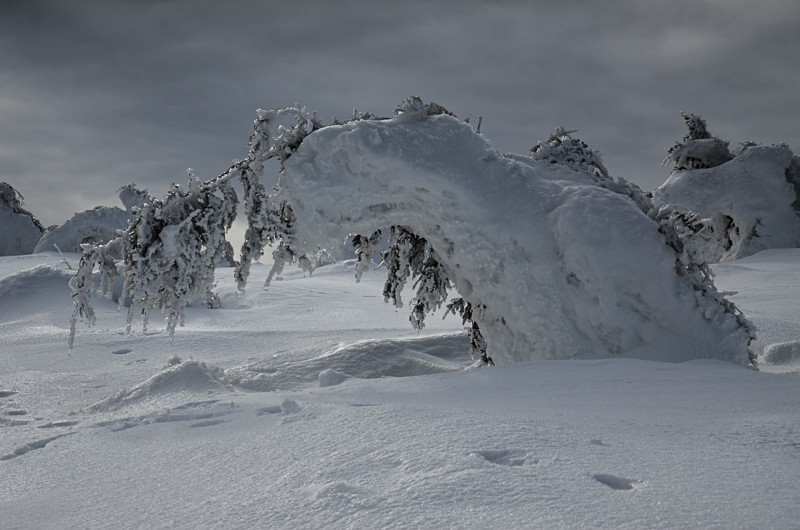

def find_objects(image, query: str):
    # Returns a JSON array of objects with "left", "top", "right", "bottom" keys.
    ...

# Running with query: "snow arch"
[{"left": 274, "top": 112, "right": 752, "bottom": 364}]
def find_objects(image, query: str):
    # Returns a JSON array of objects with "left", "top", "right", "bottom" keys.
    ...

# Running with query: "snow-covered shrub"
[
  {"left": 0, "top": 182, "right": 45, "bottom": 256},
  {"left": 118, "top": 183, "right": 150, "bottom": 213},
  {"left": 71, "top": 98, "right": 755, "bottom": 367},
  {"left": 530, "top": 127, "right": 610, "bottom": 179},
  {"left": 663, "top": 112, "right": 733, "bottom": 170},
  {"left": 785, "top": 155, "right": 800, "bottom": 215},
  {"left": 34, "top": 183, "right": 148, "bottom": 255},
  {"left": 655, "top": 142, "right": 800, "bottom": 263}
]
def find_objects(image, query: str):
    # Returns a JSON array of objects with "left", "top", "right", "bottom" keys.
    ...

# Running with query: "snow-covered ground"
[{"left": 1, "top": 250, "right": 799, "bottom": 529}]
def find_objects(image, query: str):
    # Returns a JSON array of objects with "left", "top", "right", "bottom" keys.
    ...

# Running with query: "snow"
[
  {"left": 711, "top": 248, "right": 800, "bottom": 371},
  {"left": 1, "top": 249, "right": 799, "bottom": 528},
  {"left": 275, "top": 113, "right": 750, "bottom": 364}
]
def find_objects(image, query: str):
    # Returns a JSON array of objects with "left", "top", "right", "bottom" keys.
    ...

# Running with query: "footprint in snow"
[
  {"left": 39, "top": 420, "right": 80, "bottom": 429},
  {"left": 473, "top": 449, "right": 528, "bottom": 467},
  {"left": 256, "top": 400, "right": 305, "bottom": 420},
  {"left": 0, "top": 433, "right": 76, "bottom": 461},
  {"left": 592, "top": 473, "right": 639, "bottom": 490}
]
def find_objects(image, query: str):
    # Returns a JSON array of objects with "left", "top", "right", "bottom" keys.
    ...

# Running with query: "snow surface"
[
  {"left": 276, "top": 113, "right": 750, "bottom": 364},
  {"left": 1, "top": 250, "right": 799, "bottom": 528}
]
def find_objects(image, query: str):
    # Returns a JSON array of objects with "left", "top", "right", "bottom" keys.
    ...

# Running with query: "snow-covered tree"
[
  {"left": 655, "top": 114, "right": 800, "bottom": 262},
  {"left": 0, "top": 182, "right": 45, "bottom": 256},
  {"left": 530, "top": 126, "right": 610, "bottom": 180},
  {"left": 70, "top": 98, "right": 755, "bottom": 367},
  {"left": 663, "top": 112, "right": 733, "bottom": 170},
  {"left": 655, "top": 143, "right": 800, "bottom": 262},
  {"left": 118, "top": 183, "right": 150, "bottom": 213}
]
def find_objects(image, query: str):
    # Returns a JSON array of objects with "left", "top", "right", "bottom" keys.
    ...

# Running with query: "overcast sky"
[{"left": 2, "top": 0, "right": 799, "bottom": 230}]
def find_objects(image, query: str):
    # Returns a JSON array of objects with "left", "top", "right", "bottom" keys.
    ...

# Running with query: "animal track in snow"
[
  {"left": 592, "top": 473, "right": 639, "bottom": 490},
  {"left": 473, "top": 449, "right": 528, "bottom": 466},
  {"left": 124, "top": 358, "right": 147, "bottom": 366},
  {"left": 0, "top": 416, "right": 29, "bottom": 427},
  {"left": 190, "top": 419, "right": 228, "bottom": 428},
  {"left": 1, "top": 433, "right": 76, "bottom": 461},
  {"left": 39, "top": 420, "right": 80, "bottom": 429}
]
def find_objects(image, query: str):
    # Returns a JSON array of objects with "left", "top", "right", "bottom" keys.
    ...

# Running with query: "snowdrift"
[
  {"left": 89, "top": 360, "right": 230, "bottom": 412},
  {"left": 0, "top": 265, "right": 73, "bottom": 322},
  {"left": 276, "top": 111, "right": 752, "bottom": 364},
  {"left": 654, "top": 145, "right": 800, "bottom": 262},
  {"left": 226, "top": 333, "right": 471, "bottom": 392}
]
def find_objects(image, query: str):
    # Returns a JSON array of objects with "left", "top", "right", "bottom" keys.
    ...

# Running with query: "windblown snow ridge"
[{"left": 89, "top": 334, "right": 471, "bottom": 413}]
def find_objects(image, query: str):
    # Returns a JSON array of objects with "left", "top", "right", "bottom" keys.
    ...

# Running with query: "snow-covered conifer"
[
  {"left": 394, "top": 96, "right": 426, "bottom": 121},
  {"left": 118, "top": 183, "right": 149, "bottom": 213},
  {"left": 352, "top": 230, "right": 383, "bottom": 282},
  {"left": 444, "top": 298, "right": 490, "bottom": 363},
  {"left": 0, "top": 182, "right": 43, "bottom": 230},
  {"left": 409, "top": 249, "right": 450, "bottom": 331},
  {"left": 530, "top": 127, "right": 610, "bottom": 180},
  {"left": 380, "top": 226, "right": 426, "bottom": 309},
  {"left": 663, "top": 113, "right": 733, "bottom": 170},
  {"left": 0, "top": 181, "right": 45, "bottom": 255}
]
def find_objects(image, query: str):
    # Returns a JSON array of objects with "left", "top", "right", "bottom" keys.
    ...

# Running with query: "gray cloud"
[{"left": 1, "top": 0, "right": 798, "bottom": 228}]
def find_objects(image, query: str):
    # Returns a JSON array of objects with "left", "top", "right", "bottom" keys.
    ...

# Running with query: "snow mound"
[
  {"left": 0, "top": 265, "right": 73, "bottom": 321},
  {"left": 654, "top": 145, "right": 800, "bottom": 262},
  {"left": 226, "top": 333, "right": 470, "bottom": 392},
  {"left": 762, "top": 341, "right": 800, "bottom": 366},
  {"left": 277, "top": 113, "right": 752, "bottom": 364},
  {"left": 318, "top": 369, "right": 348, "bottom": 387},
  {"left": 34, "top": 206, "right": 130, "bottom": 254},
  {"left": 89, "top": 360, "right": 229, "bottom": 412},
  {"left": 0, "top": 182, "right": 44, "bottom": 256}
]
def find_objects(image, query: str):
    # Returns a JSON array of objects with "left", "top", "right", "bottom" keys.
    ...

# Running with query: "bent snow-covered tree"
[{"left": 70, "top": 97, "right": 755, "bottom": 366}]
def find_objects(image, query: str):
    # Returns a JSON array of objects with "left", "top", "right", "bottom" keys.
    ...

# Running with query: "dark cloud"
[{"left": 1, "top": 0, "right": 798, "bottom": 230}]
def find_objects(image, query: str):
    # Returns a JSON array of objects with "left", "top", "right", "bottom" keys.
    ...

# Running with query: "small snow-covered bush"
[
  {"left": 530, "top": 127, "right": 610, "bottom": 179},
  {"left": 34, "top": 183, "right": 148, "bottom": 255},
  {"left": 655, "top": 114, "right": 800, "bottom": 262},
  {"left": 663, "top": 113, "right": 733, "bottom": 170}
]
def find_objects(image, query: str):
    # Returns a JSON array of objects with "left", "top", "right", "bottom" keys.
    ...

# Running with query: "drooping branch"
[{"left": 69, "top": 105, "right": 323, "bottom": 345}]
